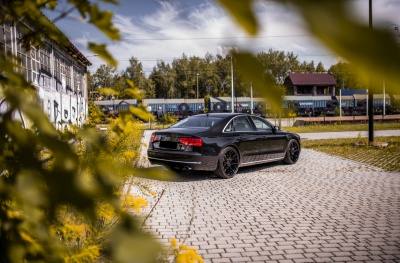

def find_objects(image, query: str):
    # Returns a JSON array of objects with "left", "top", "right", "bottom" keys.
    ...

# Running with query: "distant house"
[
  {"left": 0, "top": 9, "right": 91, "bottom": 130},
  {"left": 284, "top": 72, "right": 337, "bottom": 96}
]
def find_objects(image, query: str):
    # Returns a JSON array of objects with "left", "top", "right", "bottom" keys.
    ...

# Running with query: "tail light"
[
  {"left": 150, "top": 134, "right": 157, "bottom": 143},
  {"left": 179, "top": 137, "right": 202, "bottom": 147}
]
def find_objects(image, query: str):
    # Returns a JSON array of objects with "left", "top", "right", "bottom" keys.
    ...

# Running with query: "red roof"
[{"left": 287, "top": 73, "right": 337, "bottom": 86}]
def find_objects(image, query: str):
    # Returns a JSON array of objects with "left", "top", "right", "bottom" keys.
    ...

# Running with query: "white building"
[{"left": 0, "top": 13, "right": 91, "bottom": 129}]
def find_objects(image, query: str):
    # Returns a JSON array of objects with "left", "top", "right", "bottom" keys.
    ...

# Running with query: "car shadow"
[{"left": 138, "top": 161, "right": 285, "bottom": 182}]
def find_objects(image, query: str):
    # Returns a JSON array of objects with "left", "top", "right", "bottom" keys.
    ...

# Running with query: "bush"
[{"left": 159, "top": 113, "right": 178, "bottom": 125}]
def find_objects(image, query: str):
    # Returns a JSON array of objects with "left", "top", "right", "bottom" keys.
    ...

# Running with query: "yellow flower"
[
  {"left": 122, "top": 194, "right": 148, "bottom": 213},
  {"left": 172, "top": 239, "right": 204, "bottom": 263},
  {"left": 171, "top": 238, "right": 178, "bottom": 247},
  {"left": 123, "top": 151, "right": 136, "bottom": 164}
]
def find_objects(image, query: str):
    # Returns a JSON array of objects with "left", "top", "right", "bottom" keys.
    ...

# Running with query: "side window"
[
  {"left": 225, "top": 121, "right": 234, "bottom": 132},
  {"left": 250, "top": 116, "right": 273, "bottom": 131},
  {"left": 232, "top": 117, "right": 252, "bottom": 132}
]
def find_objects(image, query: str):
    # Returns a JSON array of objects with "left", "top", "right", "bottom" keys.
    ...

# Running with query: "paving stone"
[
  {"left": 229, "top": 257, "right": 251, "bottom": 262},
  {"left": 137, "top": 135, "right": 400, "bottom": 263}
]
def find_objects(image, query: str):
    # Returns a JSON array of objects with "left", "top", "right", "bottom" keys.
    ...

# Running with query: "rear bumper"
[{"left": 147, "top": 149, "right": 218, "bottom": 171}]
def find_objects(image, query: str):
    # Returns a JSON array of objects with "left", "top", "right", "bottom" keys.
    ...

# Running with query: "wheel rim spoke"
[
  {"left": 222, "top": 150, "right": 238, "bottom": 176},
  {"left": 289, "top": 142, "right": 299, "bottom": 162}
]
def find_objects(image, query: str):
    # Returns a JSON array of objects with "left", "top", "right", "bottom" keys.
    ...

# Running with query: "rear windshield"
[{"left": 171, "top": 116, "right": 224, "bottom": 128}]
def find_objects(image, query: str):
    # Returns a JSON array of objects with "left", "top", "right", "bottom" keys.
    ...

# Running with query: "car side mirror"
[{"left": 273, "top": 126, "right": 280, "bottom": 132}]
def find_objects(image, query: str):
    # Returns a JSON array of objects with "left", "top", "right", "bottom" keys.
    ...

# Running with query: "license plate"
[{"left": 161, "top": 136, "right": 170, "bottom": 141}]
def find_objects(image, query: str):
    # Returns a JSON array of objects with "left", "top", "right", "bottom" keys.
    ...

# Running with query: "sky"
[{"left": 45, "top": 0, "right": 400, "bottom": 75}]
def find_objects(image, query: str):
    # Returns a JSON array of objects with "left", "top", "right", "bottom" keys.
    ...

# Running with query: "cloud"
[{"left": 79, "top": 0, "right": 398, "bottom": 73}]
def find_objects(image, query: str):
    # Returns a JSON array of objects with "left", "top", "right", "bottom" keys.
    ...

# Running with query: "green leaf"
[
  {"left": 217, "top": 0, "right": 258, "bottom": 35},
  {"left": 89, "top": 43, "right": 118, "bottom": 68},
  {"left": 107, "top": 215, "right": 162, "bottom": 263},
  {"left": 234, "top": 52, "right": 284, "bottom": 111},
  {"left": 88, "top": 4, "right": 121, "bottom": 41},
  {"left": 279, "top": 0, "right": 400, "bottom": 94},
  {"left": 127, "top": 106, "right": 155, "bottom": 122},
  {"left": 124, "top": 87, "right": 144, "bottom": 100},
  {"left": 98, "top": 87, "right": 120, "bottom": 96},
  {"left": 102, "top": 0, "right": 119, "bottom": 4}
]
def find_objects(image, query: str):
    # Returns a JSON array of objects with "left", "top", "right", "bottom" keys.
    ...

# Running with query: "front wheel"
[
  {"left": 283, "top": 139, "right": 300, "bottom": 164},
  {"left": 214, "top": 146, "right": 239, "bottom": 179}
]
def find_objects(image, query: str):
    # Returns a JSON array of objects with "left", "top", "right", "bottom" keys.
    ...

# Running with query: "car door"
[
  {"left": 249, "top": 116, "right": 287, "bottom": 160},
  {"left": 224, "top": 116, "right": 259, "bottom": 164}
]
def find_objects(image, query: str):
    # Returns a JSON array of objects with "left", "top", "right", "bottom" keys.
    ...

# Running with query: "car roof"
[{"left": 193, "top": 113, "right": 250, "bottom": 118}]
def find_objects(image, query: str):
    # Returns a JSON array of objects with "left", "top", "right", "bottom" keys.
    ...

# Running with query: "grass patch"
[
  {"left": 285, "top": 122, "right": 400, "bottom": 133},
  {"left": 302, "top": 136, "right": 400, "bottom": 171}
]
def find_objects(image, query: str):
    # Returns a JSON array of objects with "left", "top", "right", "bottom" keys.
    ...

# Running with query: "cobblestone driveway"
[{"left": 137, "top": 132, "right": 400, "bottom": 263}]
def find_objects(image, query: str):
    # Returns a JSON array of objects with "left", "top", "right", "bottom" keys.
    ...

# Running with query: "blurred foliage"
[
  {"left": 0, "top": 1, "right": 164, "bottom": 262},
  {"left": 159, "top": 112, "right": 179, "bottom": 126},
  {"left": 217, "top": 0, "right": 400, "bottom": 96},
  {"left": 88, "top": 101, "right": 105, "bottom": 125},
  {"left": 329, "top": 62, "right": 367, "bottom": 90},
  {"left": 0, "top": 0, "right": 119, "bottom": 65},
  {"left": 1, "top": 87, "right": 166, "bottom": 262},
  {"left": 3, "top": 0, "right": 400, "bottom": 262},
  {"left": 170, "top": 238, "right": 204, "bottom": 263}
]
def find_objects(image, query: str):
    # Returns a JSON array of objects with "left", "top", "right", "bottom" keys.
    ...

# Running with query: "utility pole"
[
  {"left": 231, "top": 55, "right": 234, "bottom": 113},
  {"left": 196, "top": 73, "right": 199, "bottom": 99},
  {"left": 368, "top": 0, "right": 374, "bottom": 143}
]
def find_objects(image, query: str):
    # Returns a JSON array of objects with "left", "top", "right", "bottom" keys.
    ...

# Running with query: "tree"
[
  {"left": 329, "top": 61, "right": 366, "bottom": 90},
  {"left": 257, "top": 49, "right": 301, "bottom": 85},
  {"left": 90, "top": 64, "right": 118, "bottom": 99},
  {"left": 142, "top": 77, "right": 157, "bottom": 99},
  {"left": 112, "top": 74, "right": 129, "bottom": 99},
  {"left": 316, "top": 62, "right": 325, "bottom": 72},
  {"left": 125, "top": 57, "right": 145, "bottom": 89},
  {"left": 150, "top": 61, "right": 176, "bottom": 98},
  {"left": 172, "top": 54, "right": 191, "bottom": 98},
  {"left": 214, "top": 54, "right": 231, "bottom": 97},
  {"left": 306, "top": 60, "right": 316, "bottom": 72}
]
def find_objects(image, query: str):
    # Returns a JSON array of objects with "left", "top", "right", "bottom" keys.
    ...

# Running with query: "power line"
[
  {"left": 88, "top": 54, "right": 335, "bottom": 63},
  {"left": 71, "top": 34, "right": 313, "bottom": 42}
]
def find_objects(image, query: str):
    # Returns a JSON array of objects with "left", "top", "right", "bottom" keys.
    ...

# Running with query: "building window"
[
  {"left": 16, "top": 27, "right": 27, "bottom": 79},
  {"left": 0, "top": 25, "right": 5, "bottom": 54},
  {"left": 40, "top": 43, "right": 51, "bottom": 75},
  {"left": 4, "top": 23, "right": 12, "bottom": 56},
  {"left": 31, "top": 47, "right": 40, "bottom": 85},
  {"left": 54, "top": 50, "right": 73, "bottom": 93},
  {"left": 73, "top": 63, "right": 84, "bottom": 95},
  {"left": 54, "top": 50, "right": 62, "bottom": 91}
]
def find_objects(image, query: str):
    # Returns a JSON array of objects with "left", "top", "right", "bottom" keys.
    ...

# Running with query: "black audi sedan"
[{"left": 147, "top": 113, "right": 301, "bottom": 179}]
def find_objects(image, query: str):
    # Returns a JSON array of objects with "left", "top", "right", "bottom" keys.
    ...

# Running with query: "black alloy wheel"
[
  {"left": 283, "top": 139, "right": 300, "bottom": 164},
  {"left": 214, "top": 146, "right": 239, "bottom": 179}
]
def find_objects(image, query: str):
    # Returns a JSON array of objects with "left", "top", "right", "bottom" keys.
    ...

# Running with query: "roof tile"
[{"left": 288, "top": 73, "right": 337, "bottom": 85}]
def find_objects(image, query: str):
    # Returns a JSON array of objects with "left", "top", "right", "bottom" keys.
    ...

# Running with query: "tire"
[
  {"left": 214, "top": 146, "right": 240, "bottom": 179},
  {"left": 283, "top": 139, "right": 300, "bottom": 164}
]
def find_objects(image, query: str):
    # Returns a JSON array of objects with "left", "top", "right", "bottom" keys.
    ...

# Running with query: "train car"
[
  {"left": 283, "top": 95, "right": 333, "bottom": 117},
  {"left": 338, "top": 95, "right": 355, "bottom": 116},
  {"left": 142, "top": 98, "right": 205, "bottom": 120},
  {"left": 94, "top": 99, "right": 138, "bottom": 118},
  {"left": 387, "top": 95, "right": 400, "bottom": 114},
  {"left": 209, "top": 97, "right": 268, "bottom": 115},
  {"left": 93, "top": 93, "right": 399, "bottom": 124}
]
